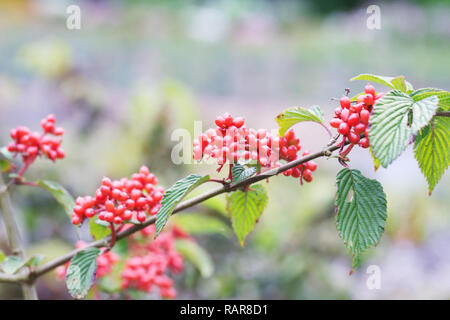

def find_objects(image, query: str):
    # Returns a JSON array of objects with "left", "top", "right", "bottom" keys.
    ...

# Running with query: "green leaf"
[
  {"left": 231, "top": 164, "right": 257, "bottom": 184},
  {"left": 0, "top": 256, "right": 24, "bottom": 274},
  {"left": 0, "top": 251, "right": 5, "bottom": 263},
  {"left": 175, "top": 239, "right": 214, "bottom": 278},
  {"left": 414, "top": 116, "right": 450, "bottom": 195},
  {"left": 89, "top": 218, "right": 111, "bottom": 240},
  {"left": 410, "top": 89, "right": 450, "bottom": 111},
  {"left": 351, "top": 74, "right": 413, "bottom": 92},
  {"left": 226, "top": 184, "right": 268, "bottom": 246},
  {"left": 171, "top": 213, "right": 231, "bottom": 237},
  {"left": 0, "top": 147, "right": 14, "bottom": 161},
  {"left": 0, "top": 159, "right": 11, "bottom": 173},
  {"left": 0, "top": 147, "right": 14, "bottom": 174},
  {"left": 37, "top": 180, "right": 75, "bottom": 219},
  {"left": 155, "top": 174, "right": 210, "bottom": 238},
  {"left": 23, "top": 255, "right": 44, "bottom": 268},
  {"left": 275, "top": 105, "right": 324, "bottom": 136},
  {"left": 336, "top": 168, "right": 387, "bottom": 269},
  {"left": 66, "top": 247, "right": 100, "bottom": 299},
  {"left": 369, "top": 90, "right": 439, "bottom": 168}
]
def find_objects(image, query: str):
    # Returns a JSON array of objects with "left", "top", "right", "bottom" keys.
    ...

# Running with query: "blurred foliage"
[{"left": 0, "top": 0, "right": 449, "bottom": 300}]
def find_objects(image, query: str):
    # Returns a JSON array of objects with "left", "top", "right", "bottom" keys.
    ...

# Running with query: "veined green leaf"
[
  {"left": 0, "top": 147, "right": 14, "bottom": 161},
  {"left": 276, "top": 105, "right": 324, "bottom": 136},
  {"left": 89, "top": 218, "right": 111, "bottom": 240},
  {"left": 369, "top": 90, "right": 439, "bottom": 167},
  {"left": 410, "top": 89, "right": 450, "bottom": 111},
  {"left": 231, "top": 164, "right": 257, "bottom": 184},
  {"left": 0, "top": 256, "right": 24, "bottom": 274},
  {"left": 175, "top": 239, "right": 214, "bottom": 278},
  {"left": 0, "top": 147, "right": 14, "bottom": 174},
  {"left": 351, "top": 74, "right": 413, "bottom": 92},
  {"left": 155, "top": 174, "right": 210, "bottom": 237},
  {"left": 336, "top": 169, "right": 387, "bottom": 269},
  {"left": 226, "top": 184, "right": 268, "bottom": 246},
  {"left": 66, "top": 247, "right": 100, "bottom": 299},
  {"left": 37, "top": 180, "right": 75, "bottom": 219},
  {"left": 414, "top": 116, "right": 450, "bottom": 195}
]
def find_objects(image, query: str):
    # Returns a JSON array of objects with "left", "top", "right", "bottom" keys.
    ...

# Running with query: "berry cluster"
[
  {"left": 193, "top": 113, "right": 317, "bottom": 184},
  {"left": 56, "top": 241, "right": 119, "bottom": 279},
  {"left": 121, "top": 225, "right": 185, "bottom": 299},
  {"left": 330, "top": 84, "right": 384, "bottom": 155},
  {"left": 7, "top": 114, "right": 65, "bottom": 164},
  {"left": 71, "top": 166, "right": 164, "bottom": 225}
]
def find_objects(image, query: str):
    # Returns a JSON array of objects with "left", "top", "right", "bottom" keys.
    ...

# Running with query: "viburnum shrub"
[{"left": 0, "top": 73, "right": 449, "bottom": 300}]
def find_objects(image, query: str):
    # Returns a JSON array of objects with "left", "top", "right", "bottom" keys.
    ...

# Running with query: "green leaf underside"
[
  {"left": 369, "top": 90, "right": 439, "bottom": 168},
  {"left": 89, "top": 218, "right": 111, "bottom": 240},
  {"left": 336, "top": 169, "right": 387, "bottom": 269},
  {"left": 155, "top": 174, "right": 210, "bottom": 237},
  {"left": 175, "top": 239, "right": 214, "bottom": 278},
  {"left": 414, "top": 116, "right": 450, "bottom": 195},
  {"left": 231, "top": 164, "right": 257, "bottom": 184},
  {"left": 350, "top": 74, "right": 413, "bottom": 92},
  {"left": 226, "top": 184, "right": 268, "bottom": 246},
  {"left": 0, "top": 256, "right": 24, "bottom": 274},
  {"left": 276, "top": 105, "right": 324, "bottom": 136},
  {"left": 171, "top": 213, "right": 231, "bottom": 236},
  {"left": 66, "top": 247, "right": 100, "bottom": 299},
  {"left": 37, "top": 180, "right": 75, "bottom": 219},
  {"left": 0, "top": 147, "right": 14, "bottom": 161}
]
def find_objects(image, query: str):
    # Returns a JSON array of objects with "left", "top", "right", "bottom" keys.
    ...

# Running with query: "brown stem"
[
  {"left": 26, "top": 140, "right": 349, "bottom": 281},
  {"left": 0, "top": 173, "right": 38, "bottom": 299},
  {"left": 435, "top": 111, "right": 450, "bottom": 117}
]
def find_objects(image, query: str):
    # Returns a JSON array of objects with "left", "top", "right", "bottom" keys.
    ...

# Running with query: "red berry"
[
  {"left": 347, "top": 113, "right": 360, "bottom": 127},
  {"left": 340, "top": 108, "right": 350, "bottom": 122},
  {"left": 363, "top": 94, "right": 374, "bottom": 106},
  {"left": 306, "top": 161, "right": 317, "bottom": 171},
  {"left": 359, "top": 137, "right": 370, "bottom": 148},
  {"left": 334, "top": 108, "right": 342, "bottom": 117},
  {"left": 330, "top": 118, "right": 343, "bottom": 128},
  {"left": 233, "top": 117, "right": 244, "bottom": 128},
  {"left": 85, "top": 208, "right": 96, "bottom": 218},
  {"left": 348, "top": 132, "right": 360, "bottom": 144},
  {"left": 215, "top": 116, "right": 225, "bottom": 127},
  {"left": 353, "top": 123, "right": 366, "bottom": 134},
  {"left": 303, "top": 169, "right": 313, "bottom": 182},
  {"left": 360, "top": 109, "right": 370, "bottom": 125},
  {"left": 350, "top": 103, "right": 364, "bottom": 113},
  {"left": 365, "top": 84, "right": 376, "bottom": 96},
  {"left": 338, "top": 122, "right": 350, "bottom": 136},
  {"left": 340, "top": 96, "right": 351, "bottom": 109}
]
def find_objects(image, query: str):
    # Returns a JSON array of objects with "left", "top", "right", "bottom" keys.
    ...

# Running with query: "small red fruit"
[
  {"left": 338, "top": 122, "right": 350, "bottom": 136},
  {"left": 340, "top": 96, "right": 351, "bottom": 109}
]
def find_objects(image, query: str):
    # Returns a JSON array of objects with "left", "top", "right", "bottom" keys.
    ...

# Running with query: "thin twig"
[
  {"left": 27, "top": 140, "right": 347, "bottom": 281},
  {"left": 0, "top": 174, "right": 38, "bottom": 299}
]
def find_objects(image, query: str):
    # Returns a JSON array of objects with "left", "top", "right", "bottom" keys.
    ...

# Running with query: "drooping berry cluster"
[
  {"left": 71, "top": 166, "right": 164, "bottom": 225},
  {"left": 193, "top": 113, "right": 317, "bottom": 184},
  {"left": 7, "top": 114, "right": 65, "bottom": 164},
  {"left": 55, "top": 241, "right": 119, "bottom": 279},
  {"left": 121, "top": 225, "right": 186, "bottom": 299},
  {"left": 330, "top": 84, "right": 384, "bottom": 154}
]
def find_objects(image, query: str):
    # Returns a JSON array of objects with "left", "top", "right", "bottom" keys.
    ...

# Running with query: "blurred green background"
[{"left": 0, "top": 0, "right": 449, "bottom": 299}]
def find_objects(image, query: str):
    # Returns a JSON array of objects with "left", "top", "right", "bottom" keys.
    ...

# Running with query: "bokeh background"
[{"left": 0, "top": 0, "right": 450, "bottom": 299}]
